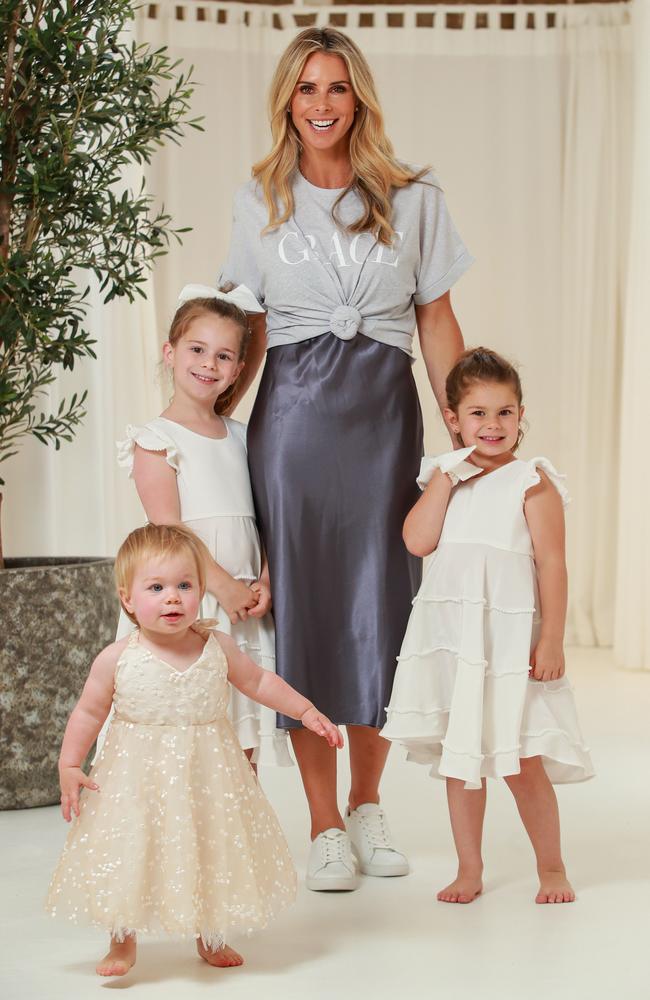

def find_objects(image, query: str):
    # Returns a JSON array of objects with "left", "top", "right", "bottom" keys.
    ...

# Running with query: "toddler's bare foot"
[
  {"left": 197, "top": 940, "right": 244, "bottom": 967},
  {"left": 536, "top": 869, "right": 575, "bottom": 904},
  {"left": 96, "top": 936, "right": 136, "bottom": 977},
  {"left": 437, "top": 871, "right": 483, "bottom": 904}
]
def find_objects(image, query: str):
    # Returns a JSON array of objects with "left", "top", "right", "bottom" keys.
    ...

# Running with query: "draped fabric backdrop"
[{"left": 5, "top": 3, "right": 644, "bottom": 663}]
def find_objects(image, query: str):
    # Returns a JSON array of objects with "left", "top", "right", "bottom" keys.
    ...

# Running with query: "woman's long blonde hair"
[{"left": 252, "top": 27, "right": 427, "bottom": 247}]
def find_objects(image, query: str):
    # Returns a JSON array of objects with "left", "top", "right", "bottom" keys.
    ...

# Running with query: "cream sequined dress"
[{"left": 46, "top": 627, "right": 297, "bottom": 947}]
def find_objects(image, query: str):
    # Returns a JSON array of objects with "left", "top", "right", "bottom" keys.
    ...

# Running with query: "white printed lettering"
[
  {"left": 278, "top": 232, "right": 312, "bottom": 265},
  {"left": 373, "top": 232, "right": 403, "bottom": 267},
  {"left": 328, "top": 232, "right": 350, "bottom": 268},
  {"left": 349, "top": 233, "right": 374, "bottom": 265}
]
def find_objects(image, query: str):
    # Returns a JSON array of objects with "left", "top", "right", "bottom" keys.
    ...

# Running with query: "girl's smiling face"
[
  {"left": 120, "top": 554, "right": 202, "bottom": 633},
  {"left": 445, "top": 380, "right": 524, "bottom": 461},
  {"left": 290, "top": 52, "right": 357, "bottom": 159},
  {"left": 163, "top": 313, "right": 244, "bottom": 405}
]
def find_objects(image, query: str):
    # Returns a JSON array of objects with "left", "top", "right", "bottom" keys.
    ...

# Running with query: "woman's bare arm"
[
  {"left": 226, "top": 313, "right": 267, "bottom": 414},
  {"left": 415, "top": 291, "right": 464, "bottom": 437}
]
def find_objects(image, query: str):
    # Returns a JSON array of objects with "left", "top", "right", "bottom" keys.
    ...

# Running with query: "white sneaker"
[
  {"left": 306, "top": 828, "right": 359, "bottom": 891},
  {"left": 345, "top": 803, "right": 410, "bottom": 877}
]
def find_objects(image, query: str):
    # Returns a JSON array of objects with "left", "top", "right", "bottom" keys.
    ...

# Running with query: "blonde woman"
[{"left": 219, "top": 27, "right": 473, "bottom": 891}]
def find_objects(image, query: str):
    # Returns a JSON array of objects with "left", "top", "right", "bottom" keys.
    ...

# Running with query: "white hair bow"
[{"left": 177, "top": 283, "right": 264, "bottom": 313}]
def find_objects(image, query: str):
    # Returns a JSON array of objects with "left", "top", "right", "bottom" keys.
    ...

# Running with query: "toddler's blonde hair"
[{"left": 115, "top": 523, "right": 209, "bottom": 624}]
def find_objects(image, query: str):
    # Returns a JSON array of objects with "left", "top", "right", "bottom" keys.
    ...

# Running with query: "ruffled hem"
[
  {"left": 522, "top": 457, "right": 570, "bottom": 508},
  {"left": 412, "top": 594, "right": 537, "bottom": 616},
  {"left": 382, "top": 709, "right": 594, "bottom": 789},
  {"left": 116, "top": 422, "right": 179, "bottom": 476},
  {"left": 381, "top": 674, "right": 594, "bottom": 789}
]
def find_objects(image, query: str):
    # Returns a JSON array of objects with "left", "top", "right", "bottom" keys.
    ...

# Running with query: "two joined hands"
[{"left": 217, "top": 576, "right": 271, "bottom": 625}]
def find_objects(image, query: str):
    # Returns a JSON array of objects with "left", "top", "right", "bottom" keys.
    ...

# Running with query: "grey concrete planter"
[{"left": 0, "top": 557, "right": 120, "bottom": 809}]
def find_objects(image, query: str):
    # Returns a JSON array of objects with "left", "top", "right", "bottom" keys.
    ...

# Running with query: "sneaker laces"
[
  {"left": 358, "top": 809, "right": 394, "bottom": 851},
  {"left": 320, "top": 830, "right": 349, "bottom": 865}
]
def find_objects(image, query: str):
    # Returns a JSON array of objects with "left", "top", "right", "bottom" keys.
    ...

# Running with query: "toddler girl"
[
  {"left": 46, "top": 523, "right": 342, "bottom": 976},
  {"left": 116, "top": 284, "right": 290, "bottom": 765},
  {"left": 381, "top": 348, "right": 594, "bottom": 905}
]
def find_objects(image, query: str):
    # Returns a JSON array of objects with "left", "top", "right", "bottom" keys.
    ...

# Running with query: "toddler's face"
[
  {"left": 445, "top": 380, "right": 523, "bottom": 459},
  {"left": 163, "top": 314, "right": 244, "bottom": 404},
  {"left": 120, "top": 553, "right": 202, "bottom": 634}
]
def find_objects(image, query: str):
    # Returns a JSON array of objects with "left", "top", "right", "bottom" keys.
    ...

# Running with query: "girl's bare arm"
[
  {"left": 132, "top": 447, "right": 258, "bottom": 623},
  {"left": 58, "top": 642, "right": 124, "bottom": 820},
  {"left": 216, "top": 632, "right": 343, "bottom": 748},
  {"left": 403, "top": 469, "right": 454, "bottom": 557},
  {"left": 524, "top": 470, "right": 568, "bottom": 681}
]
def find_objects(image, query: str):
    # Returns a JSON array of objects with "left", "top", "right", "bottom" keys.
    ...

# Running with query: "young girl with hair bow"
[{"left": 113, "top": 284, "right": 292, "bottom": 767}]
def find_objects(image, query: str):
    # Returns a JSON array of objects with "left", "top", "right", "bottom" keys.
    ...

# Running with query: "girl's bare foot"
[
  {"left": 437, "top": 870, "right": 483, "bottom": 904},
  {"left": 96, "top": 935, "right": 136, "bottom": 977},
  {"left": 536, "top": 869, "right": 575, "bottom": 903},
  {"left": 197, "top": 940, "right": 244, "bottom": 967}
]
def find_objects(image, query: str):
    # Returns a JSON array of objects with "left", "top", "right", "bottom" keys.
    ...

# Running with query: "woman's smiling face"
[{"left": 289, "top": 52, "right": 357, "bottom": 159}]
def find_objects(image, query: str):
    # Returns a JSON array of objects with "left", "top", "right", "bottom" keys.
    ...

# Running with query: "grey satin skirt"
[{"left": 248, "top": 333, "right": 423, "bottom": 729}]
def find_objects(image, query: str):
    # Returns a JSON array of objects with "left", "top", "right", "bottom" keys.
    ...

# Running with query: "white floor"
[{"left": 1, "top": 647, "right": 648, "bottom": 1000}]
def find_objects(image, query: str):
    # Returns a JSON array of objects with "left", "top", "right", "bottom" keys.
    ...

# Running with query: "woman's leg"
[
  {"left": 96, "top": 934, "right": 137, "bottom": 977},
  {"left": 438, "top": 778, "right": 486, "bottom": 903},
  {"left": 345, "top": 726, "right": 409, "bottom": 876},
  {"left": 291, "top": 729, "right": 357, "bottom": 891},
  {"left": 347, "top": 725, "right": 391, "bottom": 810},
  {"left": 290, "top": 729, "right": 343, "bottom": 839},
  {"left": 504, "top": 756, "right": 574, "bottom": 903}
]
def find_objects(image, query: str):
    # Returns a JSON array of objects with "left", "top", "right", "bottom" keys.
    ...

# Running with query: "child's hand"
[
  {"left": 529, "top": 639, "right": 565, "bottom": 682},
  {"left": 59, "top": 766, "right": 99, "bottom": 822},
  {"left": 248, "top": 579, "right": 272, "bottom": 618},
  {"left": 301, "top": 706, "right": 344, "bottom": 748},
  {"left": 216, "top": 577, "right": 259, "bottom": 624}
]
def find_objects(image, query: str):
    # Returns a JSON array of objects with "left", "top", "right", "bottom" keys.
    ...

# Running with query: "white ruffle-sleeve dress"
[
  {"left": 380, "top": 453, "right": 594, "bottom": 789},
  {"left": 116, "top": 416, "right": 292, "bottom": 766}
]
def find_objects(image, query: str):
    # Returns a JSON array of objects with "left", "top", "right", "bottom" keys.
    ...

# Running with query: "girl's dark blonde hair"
[
  {"left": 446, "top": 347, "right": 525, "bottom": 450},
  {"left": 253, "top": 26, "right": 428, "bottom": 247},
  {"left": 167, "top": 297, "right": 252, "bottom": 415},
  {"left": 115, "top": 523, "right": 210, "bottom": 624}
]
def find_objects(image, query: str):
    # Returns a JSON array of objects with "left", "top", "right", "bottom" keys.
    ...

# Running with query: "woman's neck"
[{"left": 299, "top": 148, "right": 353, "bottom": 190}]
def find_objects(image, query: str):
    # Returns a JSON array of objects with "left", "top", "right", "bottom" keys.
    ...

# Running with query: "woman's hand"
[
  {"left": 248, "top": 578, "right": 272, "bottom": 618},
  {"left": 59, "top": 766, "right": 99, "bottom": 822},
  {"left": 214, "top": 576, "right": 260, "bottom": 624},
  {"left": 529, "top": 639, "right": 565, "bottom": 682},
  {"left": 301, "top": 706, "right": 344, "bottom": 748}
]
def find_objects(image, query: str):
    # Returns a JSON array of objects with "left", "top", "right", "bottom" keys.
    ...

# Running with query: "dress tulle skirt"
[{"left": 46, "top": 718, "right": 297, "bottom": 946}]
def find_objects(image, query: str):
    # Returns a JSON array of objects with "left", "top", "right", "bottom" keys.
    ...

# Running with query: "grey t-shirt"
[{"left": 219, "top": 168, "right": 473, "bottom": 356}]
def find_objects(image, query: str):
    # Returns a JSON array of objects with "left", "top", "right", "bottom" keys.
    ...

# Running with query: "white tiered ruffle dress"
[
  {"left": 46, "top": 628, "right": 297, "bottom": 945},
  {"left": 380, "top": 455, "right": 594, "bottom": 789},
  {"left": 117, "top": 416, "right": 291, "bottom": 766}
]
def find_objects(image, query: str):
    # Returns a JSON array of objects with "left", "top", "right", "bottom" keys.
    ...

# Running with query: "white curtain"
[
  {"left": 4, "top": 3, "right": 636, "bottom": 656},
  {"left": 614, "top": 0, "right": 650, "bottom": 670}
]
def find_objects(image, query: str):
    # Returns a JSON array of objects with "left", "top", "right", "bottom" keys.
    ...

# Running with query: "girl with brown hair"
[
  {"left": 382, "top": 348, "right": 594, "bottom": 905},
  {"left": 115, "top": 285, "right": 292, "bottom": 767}
]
